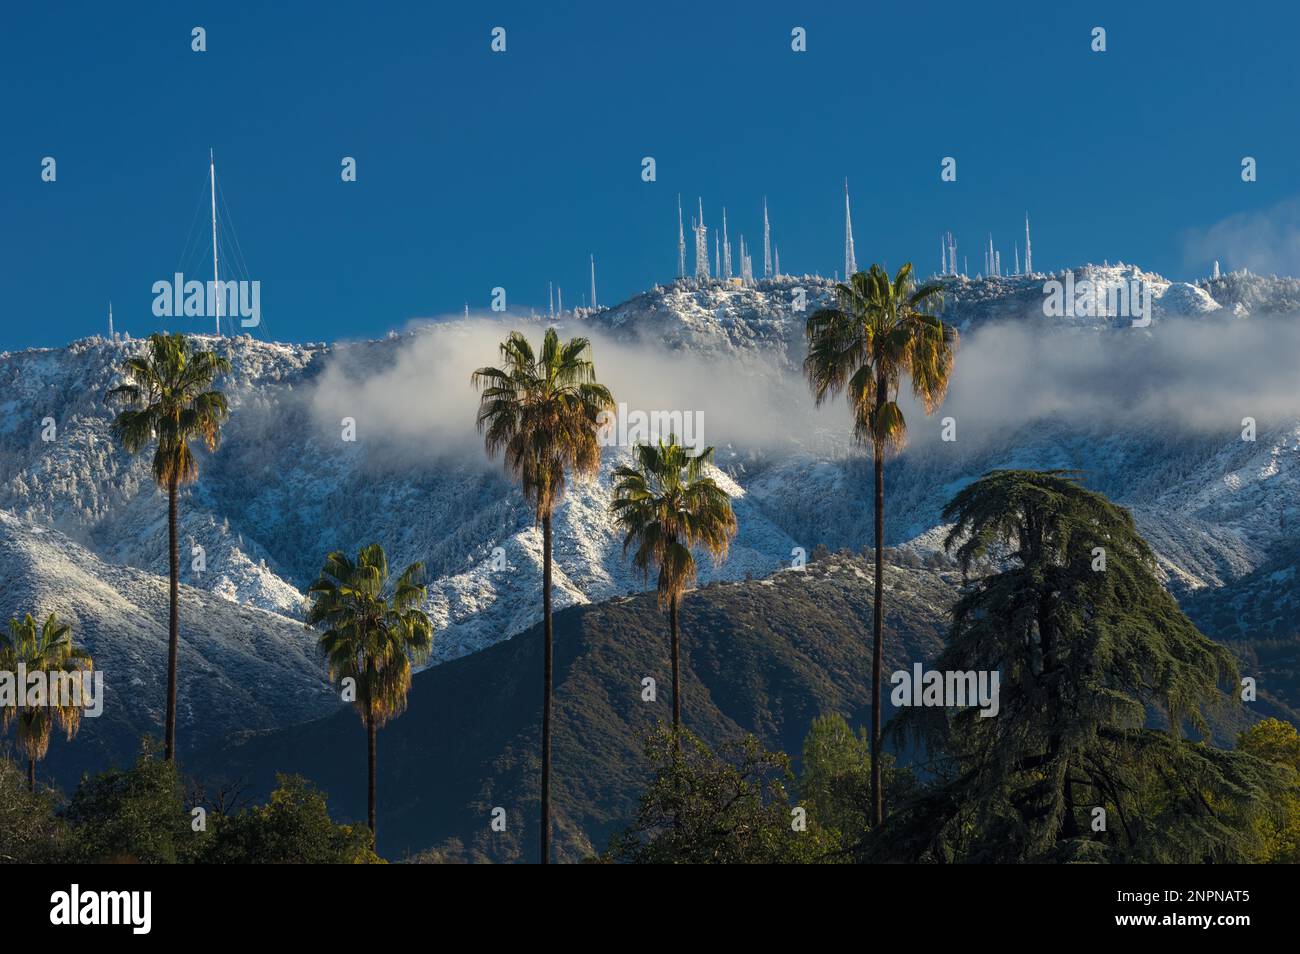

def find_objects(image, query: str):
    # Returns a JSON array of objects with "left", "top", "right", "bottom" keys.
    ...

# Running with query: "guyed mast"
[{"left": 209, "top": 148, "right": 221, "bottom": 337}]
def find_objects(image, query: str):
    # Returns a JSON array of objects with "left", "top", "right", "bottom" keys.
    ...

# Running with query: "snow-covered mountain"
[
  {"left": 0, "top": 510, "right": 334, "bottom": 779},
  {"left": 3, "top": 264, "right": 1299, "bottom": 769}
]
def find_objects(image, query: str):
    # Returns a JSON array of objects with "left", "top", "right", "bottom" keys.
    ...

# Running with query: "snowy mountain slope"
[
  {"left": 737, "top": 416, "right": 1299, "bottom": 596},
  {"left": 412, "top": 455, "right": 798, "bottom": 662},
  {"left": 925, "top": 264, "right": 1222, "bottom": 330},
  {"left": 0, "top": 510, "right": 334, "bottom": 786},
  {"left": 1184, "top": 539, "right": 1300, "bottom": 725},
  {"left": 0, "top": 330, "right": 802, "bottom": 666},
  {"left": 0, "top": 336, "right": 317, "bottom": 618}
]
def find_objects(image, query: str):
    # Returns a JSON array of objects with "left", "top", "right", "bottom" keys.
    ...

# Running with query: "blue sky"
[{"left": 2, "top": 0, "right": 1297, "bottom": 349}]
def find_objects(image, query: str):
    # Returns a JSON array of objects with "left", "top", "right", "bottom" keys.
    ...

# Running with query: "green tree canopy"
[
  {"left": 200, "top": 774, "right": 380, "bottom": 864},
  {"left": 884, "top": 470, "right": 1278, "bottom": 863},
  {"left": 0, "top": 757, "right": 67, "bottom": 862},
  {"left": 1236, "top": 718, "right": 1300, "bottom": 863},
  {"left": 798, "top": 713, "right": 917, "bottom": 859},
  {"left": 64, "top": 739, "right": 197, "bottom": 864},
  {"left": 603, "top": 727, "right": 837, "bottom": 863}
]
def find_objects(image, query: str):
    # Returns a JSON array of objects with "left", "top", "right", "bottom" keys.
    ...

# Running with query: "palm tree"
[
  {"left": 0, "top": 613, "right": 94, "bottom": 791},
  {"left": 107, "top": 332, "right": 230, "bottom": 763},
  {"left": 305, "top": 543, "right": 433, "bottom": 837},
  {"left": 472, "top": 327, "right": 614, "bottom": 864},
  {"left": 804, "top": 262, "right": 957, "bottom": 827},
  {"left": 610, "top": 438, "right": 736, "bottom": 737}
]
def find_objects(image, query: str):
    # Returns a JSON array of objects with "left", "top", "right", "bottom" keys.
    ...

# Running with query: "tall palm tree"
[
  {"left": 472, "top": 327, "right": 614, "bottom": 864},
  {"left": 0, "top": 613, "right": 94, "bottom": 792},
  {"left": 804, "top": 262, "right": 957, "bottom": 827},
  {"left": 305, "top": 543, "right": 433, "bottom": 837},
  {"left": 107, "top": 332, "right": 230, "bottom": 763},
  {"left": 610, "top": 438, "right": 736, "bottom": 737}
]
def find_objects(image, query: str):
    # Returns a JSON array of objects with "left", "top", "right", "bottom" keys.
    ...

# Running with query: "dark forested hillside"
[{"left": 192, "top": 555, "right": 956, "bottom": 860}]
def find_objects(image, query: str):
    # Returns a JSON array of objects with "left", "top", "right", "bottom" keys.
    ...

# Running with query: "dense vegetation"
[
  {"left": 595, "top": 714, "right": 1300, "bottom": 864},
  {"left": 602, "top": 472, "right": 1299, "bottom": 863},
  {"left": 0, "top": 740, "right": 378, "bottom": 864}
]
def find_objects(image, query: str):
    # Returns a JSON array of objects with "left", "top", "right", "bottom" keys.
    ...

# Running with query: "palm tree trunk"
[
  {"left": 871, "top": 445, "right": 885, "bottom": 828},
  {"left": 27, "top": 757, "right": 35, "bottom": 793},
  {"left": 670, "top": 594, "right": 681, "bottom": 739},
  {"left": 165, "top": 476, "right": 180, "bottom": 762},
  {"left": 367, "top": 710, "right": 377, "bottom": 836},
  {"left": 540, "top": 512, "right": 553, "bottom": 865}
]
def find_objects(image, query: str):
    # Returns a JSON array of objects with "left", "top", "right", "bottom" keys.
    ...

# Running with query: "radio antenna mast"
[{"left": 209, "top": 148, "right": 221, "bottom": 336}]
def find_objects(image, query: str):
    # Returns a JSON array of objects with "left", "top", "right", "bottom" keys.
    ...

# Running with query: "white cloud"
[
  {"left": 305, "top": 308, "right": 1300, "bottom": 469},
  {"left": 1183, "top": 197, "right": 1300, "bottom": 277}
]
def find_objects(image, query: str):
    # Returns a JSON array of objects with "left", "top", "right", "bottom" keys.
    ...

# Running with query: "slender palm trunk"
[
  {"left": 164, "top": 476, "right": 180, "bottom": 762},
  {"left": 670, "top": 594, "right": 681, "bottom": 740},
  {"left": 367, "top": 710, "right": 377, "bottom": 836},
  {"left": 540, "top": 512, "right": 553, "bottom": 865},
  {"left": 871, "top": 442, "right": 885, "bottom": 828},
  {"left": 27, "top": 757, "right": 35, "bottom": 793}
]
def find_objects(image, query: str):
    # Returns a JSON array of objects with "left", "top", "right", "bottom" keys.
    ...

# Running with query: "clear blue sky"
[{"left": 2, "top": 0, "right": 1296, "bottom": 349}]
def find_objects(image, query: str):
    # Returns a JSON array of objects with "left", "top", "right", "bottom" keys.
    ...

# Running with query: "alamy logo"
[
  {"left": 891, "top": 664, "right": 1000, "bottom": 717},
  {"left": 0, "top": 664, "right": 102, "bottom": 717},
  {"left": 50, "top": 884, "right": 151, "bottom": 934},
  {"left": 1042, "top": 272, "right": 1152, "bottom": 327},
  {"left": 597, "top": 403, "right": 705, "bottom": 454},
  {"left": 152, "top": 272, "right": 261, "bottom": 327}
]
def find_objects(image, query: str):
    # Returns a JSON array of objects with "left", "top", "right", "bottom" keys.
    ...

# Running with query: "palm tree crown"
[
  {"left": 471, "top": 327, "right": 615, "bottom": 518},
  {"left": 107, "top": 332, "right": 232, "bottom": 487},
  {"left": 0, "top": 613, "right": 94, "bottom": 789},
  {"left": 610, "top": 438, "right": 737, "bottom": 605},
  {"left": 306, "top": 544, "right": 433, "bottom": 730},
  {"left": 804, "top": 262, "right": 955, "bottom": 452}
]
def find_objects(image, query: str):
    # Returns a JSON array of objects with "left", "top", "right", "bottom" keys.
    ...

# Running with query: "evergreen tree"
[
  {"left": 883, "top": 470, "right": 1280, "bottom": 862},
  {"left": 64, "top": 739, "right": 197, "bottom": 864},
  {"left": 200, "top": 774, "right": 380, "bottom": 864},
  {"left": 0, "top": 757, "right": 67, "bottom": 862},
  {"left": 1236, "top": 718, "right": 1300, "bottom": 862}
]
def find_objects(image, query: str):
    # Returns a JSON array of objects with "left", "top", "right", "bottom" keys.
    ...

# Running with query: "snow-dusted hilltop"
[
  {"left": 1, "top": 264, "right": 1299, "bottom": 757},
  {"left": 0, "top": 510, "right": 335, "bottom": 775}
]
